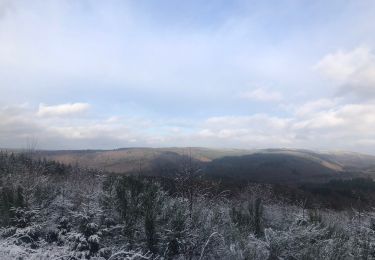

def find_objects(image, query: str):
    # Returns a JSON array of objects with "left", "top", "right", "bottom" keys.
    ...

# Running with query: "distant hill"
[
  {"left": 29, "top": 147, "right": 375, "bottom": 183},
  {"left": 36, "top": 147, "right": 252, "bottom": 174},
  {"left": 204, "top": 153, "right": 346, "bottom": 184}
]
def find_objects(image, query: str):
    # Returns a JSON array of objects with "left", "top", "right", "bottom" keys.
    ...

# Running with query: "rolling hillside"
[
  {"left": 31, "top": 147, "right": 375, "bottom": 183},
  {"left": 36, "top": 147, "right": 252, "bottom": 174},
  {"left": 204, "top": 153, "right": 344, "bottom": 184}
]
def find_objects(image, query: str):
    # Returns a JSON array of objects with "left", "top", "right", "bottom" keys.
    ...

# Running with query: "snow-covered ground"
[{"left": 0, "top": 240, "right": 70, "bottom": 260}]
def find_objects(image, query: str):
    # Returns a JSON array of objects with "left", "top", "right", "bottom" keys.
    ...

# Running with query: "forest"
[{"left": 1, "top": 151, "right": 375, "bottom": 259}]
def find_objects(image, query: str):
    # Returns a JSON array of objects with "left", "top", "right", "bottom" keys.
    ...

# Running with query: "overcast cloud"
[{"left": 1, "top": 0, "right": 375, "bottom": 153}]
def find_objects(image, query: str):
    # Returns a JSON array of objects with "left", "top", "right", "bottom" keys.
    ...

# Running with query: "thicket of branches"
[{"left": 1, "top": 152, "right": 375, "bottom": 259}]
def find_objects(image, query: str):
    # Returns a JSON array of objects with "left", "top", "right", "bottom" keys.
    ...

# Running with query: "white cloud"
[
  {"left": 294, "top": 98, "right": 338, "bottom": 116},
  {"left": 192, "top": 114, "right": 295, "bottom": 148},
  {"left": 238, "top": 88, "right": 283, "bottom": 102},
  {"left": 2, "top": 101, "right": 375, "bottom": 153},
  {"left": 37, "top": 103, "right": 90, "bottom": 117},
  {"left": 315, "top": 46, "right": 375, "bottom": 97},
  {"left": 292, "top": 103, "right": 375, "bottom": 140},
  {"left": 205, "top": 115, "right": 290, "bottom": 130},
  {"left": 0, "top": 104, "right": 145, "bottom": 149},
  {"left": 0, "top": 105, "right": 44, "bottom": 148},
  {"left": 184, "top": 101, "right": 375, "bottom": 153}
]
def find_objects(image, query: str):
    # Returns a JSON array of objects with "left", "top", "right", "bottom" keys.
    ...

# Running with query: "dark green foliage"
[
  {"left": 112, "top": 176, "right": 164, "bottom": 252},
  {"left": 45, "top": 228, "right": 59, "bottom": 243},
  {"left": 252, "top": 197, "right": 263, "bottom": 237},
  {"left": 0, "top": 187, "right": 14, "bottom": 226},
  {"left": 15, "top": 185, "right": 25, "bottom": 208},
  {"left": 165, "top": 207, "right": 187, "bottom": 257},
  {"left": 231, "top": 197, "right": 264, "bottom": 237},
  {"left": 143, "top": 183, "right": 160, "bottom": 252},
  {"left": 115, "top": 176, "right": 146, "bottom": 226},
  {"left": 11, "top": 207, "right": 40, "bottom": 229},
  {"left": 0, "top": 185, "right": 25, "bottom": 226},
  {"left": 308, "top": 209, "right": 323, "bottom": 224}
]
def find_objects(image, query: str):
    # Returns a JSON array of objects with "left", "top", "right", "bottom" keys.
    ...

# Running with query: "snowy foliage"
[{"left": 1, "top": 152, "right": 375, "bottom": 259}]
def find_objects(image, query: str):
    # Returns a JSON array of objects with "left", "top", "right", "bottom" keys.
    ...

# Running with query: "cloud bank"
[{"left": 1, "top": 99, "right": 375, "bottom": 154}]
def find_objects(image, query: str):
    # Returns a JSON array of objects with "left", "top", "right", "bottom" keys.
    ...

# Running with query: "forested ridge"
[{"left": 1, "top": 152, "right": 375, "bottom": 259}]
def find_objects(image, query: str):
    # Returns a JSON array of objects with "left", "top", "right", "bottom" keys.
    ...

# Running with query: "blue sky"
[{"left": 1, "top": 0, "right": 375, "bottom": 153}]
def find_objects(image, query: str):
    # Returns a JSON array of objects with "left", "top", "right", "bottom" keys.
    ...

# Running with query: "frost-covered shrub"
[
  {"left": 308, "top": 208, "right": 323, "bottom": 224},
  {"left": 161, "top": 200, "right": 187, "bottom": 257},
  {"left": 0, "top": 226, "right": 16, "bottom": 238},
  {"left": 69, "top": 232, "right": 89, "bottom": 251},
  {"left": 0, "top": 185, "right": 25, "bottom": 226},
  {"left": 44, "top": 227, "right": 59, "bottom": 243},
  {"left": 68, "top": 223, "right": 102, "bottom": 256},
  {"left": 58, "top": 216, "right": 71, "bottom": 232},
  {"left": 10, "top": 207, "right": 40, "bottom": 228},
  {"left": 99, "top": 247, "right": 112, "bottom": 259},
  {"left": 107, "top": 249, "right": 152, "bottom": 260},
  {"left": 230, "top": 197, "right": 264, "bottom": 237},
  {"left": 88, "top": 234, "right": 100, "bottom": 254},
  {"left": 103, "top": 217, "right": 116, "bottom": 228}
]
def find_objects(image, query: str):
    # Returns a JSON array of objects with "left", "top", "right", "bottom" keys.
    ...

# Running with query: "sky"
[{"left": 1, "top": 0, "right": 375, "bottom": 153}]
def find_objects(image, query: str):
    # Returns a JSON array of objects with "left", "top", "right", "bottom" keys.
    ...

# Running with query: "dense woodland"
[{"left": 1, "top": 151, "right": 375, "bottom": 259}]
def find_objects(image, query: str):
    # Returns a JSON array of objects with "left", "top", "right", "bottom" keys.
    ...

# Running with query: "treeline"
[{"left": 1, "top": 152, "right": 375, "bottom": 259}]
